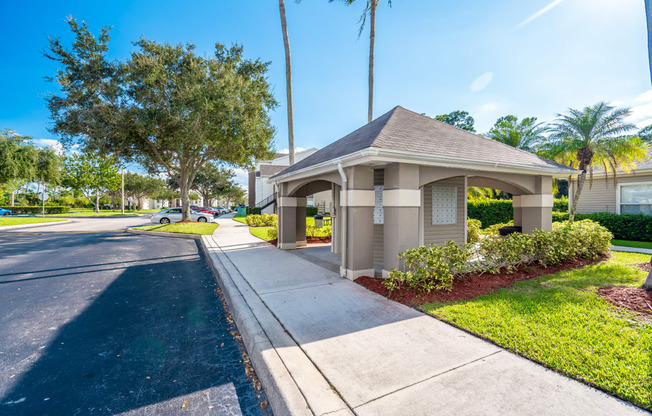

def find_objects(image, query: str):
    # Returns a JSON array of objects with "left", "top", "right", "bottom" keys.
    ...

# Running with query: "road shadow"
[{"left": 0, "top": 249, "right": 267, "bottom": 415}]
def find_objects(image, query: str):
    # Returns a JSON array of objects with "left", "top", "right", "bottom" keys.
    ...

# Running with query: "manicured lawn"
[
  {"left": 612, "top": 239, "right": 652, "bottom": 250},
  {"left": 421, "top": 251, "right": 652, "bottom": 410},
  {"left": 133, "top": 222, "right": 219, "bottom": 235},
  {"left": 236, "top": 216, "right": 332, "bottom": 242},
  {"left": 0, "top": 217, "right": 65, "bottom": 226},
  {"left": 137, "top": 209, "right": 164, "bottom": 213},
  {"left": 48, "top": 209, "right": 140, "bottom": 217}
]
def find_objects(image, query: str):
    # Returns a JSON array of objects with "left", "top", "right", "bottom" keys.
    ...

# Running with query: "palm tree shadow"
[{"left": 0, "top": 255, "right": 267, "bottom": 415}]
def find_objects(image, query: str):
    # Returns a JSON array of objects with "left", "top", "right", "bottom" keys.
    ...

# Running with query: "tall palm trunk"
[
  {"left": 569, "top": 146, "right": 594, "bottom": 222},
  {"left": 279, "top": 0, "right": 295, "bottom": 165},
  {"left": 368, "top": 0, "right": 376, "bottom": 123}
]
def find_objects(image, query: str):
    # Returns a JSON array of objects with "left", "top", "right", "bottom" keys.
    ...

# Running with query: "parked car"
[
  {"left": 150, "top": 208, "right": 214, "bottom": 224},
  {"left": 212, "top": 207, "right": 230, "bottom": 215},
  {"left": 195, "top": 207, "right": 218, "bottom": 215},
  {"left": 0, "top": 208, "right": 12, "bottom": 216}
]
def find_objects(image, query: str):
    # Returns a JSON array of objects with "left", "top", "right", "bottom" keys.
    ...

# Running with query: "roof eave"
[{"left": 270, "top": 147, "right": 579, "bottom": 183}]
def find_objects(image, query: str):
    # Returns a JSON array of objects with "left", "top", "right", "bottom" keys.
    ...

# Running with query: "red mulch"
[
  {"left": 355, "top": 256, "right": 607, "bottom": 307},
  {"left": 636, "top": 263, "right": 652, "bottom": 272},
  {"left": 597, "top": 286, "right": 652, "bottom": 315},
  {"left": 267, "top": 236, "right": 331, "bottom": 246}
]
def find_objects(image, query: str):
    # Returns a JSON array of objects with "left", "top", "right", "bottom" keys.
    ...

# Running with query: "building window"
[
  {"left": 374, "top": 185, "right": 384, "bottom": 224},
  {"left": 620, "top": 184, "right": 652, "bottom": 215},
  {"left": 432, "top": 185, "right": 457, "bottom": 225}
]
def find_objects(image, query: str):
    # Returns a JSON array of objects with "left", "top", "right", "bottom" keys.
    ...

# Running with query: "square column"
[
  {"left": 278, "top": 196, "right": 298, "bottom": 250},
  {"left": 513, "top": 194, "right": 553, "bottom": 234},
  {"left": 382, "top": 163, "right": 421, "bottom": 278},
  {"left": 342, "top": 166, "right": 375, "bottom": 280},
  {"left": 295, "top": 197, "right": 307, "bottom": 247},
  {"left": 331, "top": 184, "right": 341, "bottom": 254}
]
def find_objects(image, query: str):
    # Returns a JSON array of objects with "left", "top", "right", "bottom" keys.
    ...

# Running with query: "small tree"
[
  {"left": 62, "top": 152, "right": 120, "bottom": 212},
  {"left": 124, "top": 173, "right": 167, "bottom": 209},
  {"left": 0, "top": 129, "right": 38, "bottom": 206},
  {"left": 192, "top": 163, "right": 236, "bottom": 206},
  {"left": 486, "top": 115, "right": 547, "bottom": 151}
]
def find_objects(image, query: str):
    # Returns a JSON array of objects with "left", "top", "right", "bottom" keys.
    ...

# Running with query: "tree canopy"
[
  {"left": 434, "top": 110, "right": 475, "bottom": 132},
  {"left": 45, "top": 18, "right": 277, "bottom": 220},
  {"left": 192, "top": 163, "right": 237, "bottom": 206},
  {"left": 62, "top": 151, "right": 121, "bottom": 212},
  {"left": 486, "top": 115, "right": 546, "bottom": 151}
]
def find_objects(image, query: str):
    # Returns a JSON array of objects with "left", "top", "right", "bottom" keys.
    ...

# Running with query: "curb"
[
  {"left": 610, "top": 245, "right": 652, "bottom": 255},
  {"left": 126, "top": 228, "right": 201, "bottom": 240},
  {"left": 0, "top": 219, "right": 71, "bottom": 231},
  {"left": 200, "top": 231, "right": 353, "bottom": 416}
]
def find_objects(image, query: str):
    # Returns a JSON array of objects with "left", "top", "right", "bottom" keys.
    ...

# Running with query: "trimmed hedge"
[
  {"left": 552, "top": 211, "right": 652, "bottom": 242},
  {"left": 306, "top": 207, "right": 319, "bottom": 217},
  {"left": 468, "top": 198, "right": 569, "bottom": 226},
  {"left": 0, "top": 206, "right": 71, "bottom": 214}
]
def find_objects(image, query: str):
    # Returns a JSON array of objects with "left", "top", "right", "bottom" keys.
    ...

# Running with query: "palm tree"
[
  {"left": 546, "top": 102, "right": 647, "bottom": 221},
  {"left": 278, "top": 0, "right": 295, "bottom": 165},
  {"left": 337, "top": 0, "right": 391, "bottom": 123},
  {"left": 486, "top": 115, "right": 546, "bottom": 151}
]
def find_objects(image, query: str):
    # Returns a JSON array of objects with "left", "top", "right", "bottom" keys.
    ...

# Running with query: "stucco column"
[
  {"left": 342, "top": 166, "right": 374, "bottom": 280},
  {"left": 382, "top": 163, "right": 421, "bottom": 278},
  {"left": 277, "top": 196, "right": 298, "bottom": 250},
  {"left": 295, "top": 197, "right": 307, "bottom": 247},
  {"left": 331, "top": 183, "right": 341, "bottom": 254},
  {"left": 513, "top": 194, "right": 553, "bottom": 234}
]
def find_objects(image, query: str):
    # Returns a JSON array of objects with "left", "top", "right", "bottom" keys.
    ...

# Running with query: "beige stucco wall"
[
  {"left": 422, "top": 176, "right": 466, "bottom": 246},
  {"left": 572, "top": 172, "right": 652, "bottom": 214}
]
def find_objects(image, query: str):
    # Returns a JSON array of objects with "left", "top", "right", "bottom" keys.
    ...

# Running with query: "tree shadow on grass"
[{"left": 0, "top": 254, "right": 267, "bottom": 415}]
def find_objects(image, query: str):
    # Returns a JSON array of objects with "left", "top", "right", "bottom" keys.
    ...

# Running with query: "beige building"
[
  {"left": 571, "top": 159, "right": 652, "bottom": 215},
  {"left": 270, "top": 106, "right": 577, "bottom": 280},
  {"left": 248, "top": 149, "right": 333, "bottom": 214}
]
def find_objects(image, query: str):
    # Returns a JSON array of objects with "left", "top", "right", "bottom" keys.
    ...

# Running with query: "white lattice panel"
[
  {"left": 374, "top": 185, "right": 384, "bottom": 224},
  {"left": 431, "top": 185, "right": 457, "bottom": 225}
]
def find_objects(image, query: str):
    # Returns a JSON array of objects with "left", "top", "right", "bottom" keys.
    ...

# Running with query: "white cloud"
[
  {"left": 277, "top": 147, "right": 307, "bottom": 154},
  {"left": 627, "top": 90, "right": 652, "bottom": 125},
  {"left": 479, "top": 102, "right": 499, "bottom": 112},
  {"left": 232, "top": 167, "right": 250, "bottom": 188},
  {"left": 32, "top": 138, "right": 64, "bottom": 155},
  {"left": 470, "top": 72, "right": 493, "bottom": 92},
  {"left": 513, "top": 0, "right": 566, "bottom": 31}
]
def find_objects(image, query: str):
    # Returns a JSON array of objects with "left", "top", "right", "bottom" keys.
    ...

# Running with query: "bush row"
[
  {"left": 245, "top": 214, "right": 277, "bottom": 227},
  {"left": 468, "top": 198, "right": 569, "bottom": 226},
  {"left": 384, "top": 220, "right": 612, "bottom": 294},
  {"left": 551, "top": 211, "right": 652, "bottom": 241},
  {"left": 1, "top": 206, "right": 71, "bottom": 214}
]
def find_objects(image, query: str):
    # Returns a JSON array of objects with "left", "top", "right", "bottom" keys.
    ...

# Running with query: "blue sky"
[{"left": 1, "top": 0, "right": 651, "bottom": 185}]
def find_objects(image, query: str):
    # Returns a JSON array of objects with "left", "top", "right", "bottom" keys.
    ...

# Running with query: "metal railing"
[{"left": 255, "top": 193, "right": 277, "bottom": 209}]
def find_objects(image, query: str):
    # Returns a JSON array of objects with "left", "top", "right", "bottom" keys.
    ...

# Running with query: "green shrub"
[
  {"left": 467, "top": 218, "right": 482, "bottom": 243},
  {"left": 551, "top": 211, "right": 652, "bottom": 242},
  {"left": 383, "top": 220, "right": 612, "bottom": 294},
  {"left": 74, "top": 197, "right": 90, "bottom": 208},
  {"left": 306, "top": 207, "right": 319, "bottom": 217},
  {"left": 0, "top": 206, "right": 71, "bottom": 214},
  {"left": 268, "top": 227, "right": 278, "bottom": 240},
  {"left": 468, "top": 198, "right": 569, "bottom": 226},
  {"left": 306, "top": 225, "right": 332, "bottom": 238},
  {"left": 245, "top": 214, "right": 277, "bottom": 227}
]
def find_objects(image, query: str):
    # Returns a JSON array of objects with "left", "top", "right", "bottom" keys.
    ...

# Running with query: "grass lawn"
[
  {"left": 0, "top": 217, "right": 65, "bottom": 226},
  {"left": 133, "top": 222, "right": 219, "bottom": 235},
  {"left": 612, "top": 239, "right": 652, "bottom": 250},
  {"left": 235, "top": 216, "right": 332, "bottom": 241},
  {"left": 48, "top": 209, "right": 140, "bottom": 217},
  {"left": 421, "top": 251, "right": 652, "bottom": 410}
]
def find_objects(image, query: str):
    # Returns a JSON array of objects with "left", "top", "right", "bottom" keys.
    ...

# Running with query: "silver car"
[{"left": 150, "top": 208, "right": 214, "bottom": 224}]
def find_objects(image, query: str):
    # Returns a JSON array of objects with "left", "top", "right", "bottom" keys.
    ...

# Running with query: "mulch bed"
[
  {"left": 597, "top": 286, "right": 652, "bottom": 315},
  {"left": 355, "top": 256, "right": 607, "bottom": 307},
  {"left": 267, "top": 236, "right": 331, "bottom": 246},
  {"left": 635, "top": 263, "right": 651, "bottom": 272}
]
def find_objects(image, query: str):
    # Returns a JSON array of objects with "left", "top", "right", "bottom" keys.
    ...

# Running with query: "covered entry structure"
[{"left": 271, "top": 106, "right": 577, "bottom": 279}]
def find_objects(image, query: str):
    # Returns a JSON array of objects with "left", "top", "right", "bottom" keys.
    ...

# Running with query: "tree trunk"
[
  {"left": 642, "top": 265, "right": 652, "bottom": 291},
  {"left": 368, "top": 0, "right": 376, "bottom": 123},
  {"left": 95, "top": 192, "right": 100, "bottom": 213},
  {"left": 10, "top": 189, "right": 14, "bottom": 207},
  {"left": 279, "top": 0, "right": 295, "bottom": 166},
  {"left": 569, "top": 147, "right": 594, "bottom": 223}
]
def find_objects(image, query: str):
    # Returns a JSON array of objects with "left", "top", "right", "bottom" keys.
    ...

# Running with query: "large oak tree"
[{"left": 45, "top": 18, "right": 276, "bottom": 220}]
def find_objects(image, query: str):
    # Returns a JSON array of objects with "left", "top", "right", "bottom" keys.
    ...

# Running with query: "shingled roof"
[{"left": 272, "top": 106, "right": 574, "bottom": 179}]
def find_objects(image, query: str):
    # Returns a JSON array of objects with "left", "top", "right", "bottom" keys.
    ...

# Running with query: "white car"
[{"left": 150, "top": 208, "right": 214, "bottom": 224}]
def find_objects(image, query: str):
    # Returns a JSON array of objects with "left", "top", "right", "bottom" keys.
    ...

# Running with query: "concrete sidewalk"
[
  {"left": 611, "top": 245, "right": 652, "bottom": 255},
  {"left": 203, "top": 214, "right": 648, "bottom": 416}
]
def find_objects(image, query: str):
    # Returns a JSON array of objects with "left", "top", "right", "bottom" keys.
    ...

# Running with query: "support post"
[
  {"left": 278, "top": 195, "right": 298, "bottom": 250},
  {"left": 341, "top": 166, "right": 374, "bottom": 280},
  {"left": 295, "top": 197, "right": 307, "bottom": 247}
]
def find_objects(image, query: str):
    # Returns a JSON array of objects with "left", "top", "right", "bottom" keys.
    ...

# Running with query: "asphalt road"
[{"left": 0, "top": 219, "right": 269, "bottom": 415}]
